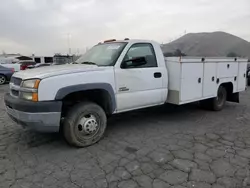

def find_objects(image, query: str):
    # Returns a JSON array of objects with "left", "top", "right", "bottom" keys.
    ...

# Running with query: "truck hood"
[{"left": 13, "top": 64, "right": 104, "bottom": 80}]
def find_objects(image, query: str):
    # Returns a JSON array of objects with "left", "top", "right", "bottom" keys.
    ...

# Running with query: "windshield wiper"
[{"left": 80, "top": 61, "right": 97, "bottom": 65}]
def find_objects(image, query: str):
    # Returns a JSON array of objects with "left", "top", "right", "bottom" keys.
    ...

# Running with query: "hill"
[{"left": 161, "top": 32, "right": 250, "bottom": 58}]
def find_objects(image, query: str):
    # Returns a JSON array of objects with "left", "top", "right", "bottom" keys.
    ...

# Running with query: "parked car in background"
[
  {"left": 0, "top": 65, "right": 14, "bottom": 85},
  {"left": 51, "top": 62, "right": 67, "bottom": 65},
  {"left": 1, "top": 63, "right": 21, "bottom": 72},
  {"left": 27, "top": 63, "right": 51, "bottom": 69},
  {"left": 16, "top": 60, "right": 36, "bottom": 70}
]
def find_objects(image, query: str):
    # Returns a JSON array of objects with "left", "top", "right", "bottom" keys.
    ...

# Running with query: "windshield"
[{"left": 75, "top": 42, "right": 127, "bottom": 66}]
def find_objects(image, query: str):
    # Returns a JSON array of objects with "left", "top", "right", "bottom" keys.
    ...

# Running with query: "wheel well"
[
  {"left": 220, "top": 82, "right": 233, "bottom": 100},
  {"left": 61, "top": 89, "right": 113, "bottom": 117}
]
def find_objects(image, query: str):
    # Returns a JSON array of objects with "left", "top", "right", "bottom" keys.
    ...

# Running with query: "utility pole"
[
  {"left": 67, "top": 33, "right": 71, "bottom": 55},
  {"left": 2, "top": 50, "right": 6, "bottom": 56}
]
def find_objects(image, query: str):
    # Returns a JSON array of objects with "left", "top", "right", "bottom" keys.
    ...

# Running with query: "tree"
[
  {"left": 163, "top": 52, "right": 174, "bottom": 57},
  {"left": 227, "top": 52, "right": 239, "bottom": 57},
  {"left": 163, "top": 49, "right": 186, "bottom": 57},
  {"left": 174, "top": 49, "right": 182, "bottom": 56},
  {"left": 173, "top": 49, "right": 186, "bottom": 56}
]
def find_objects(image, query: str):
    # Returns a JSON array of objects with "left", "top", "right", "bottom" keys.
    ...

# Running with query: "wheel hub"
[
  {"left": 83, "top": 118, "right": 98, "bottom": 134},
  {"left": 77, "top": 115, "right": 99, "bottom": 136}
]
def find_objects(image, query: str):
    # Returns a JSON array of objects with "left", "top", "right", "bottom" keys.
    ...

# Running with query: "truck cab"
[{"left": 112, "top": 40, "right": 168, "bottom": 112}]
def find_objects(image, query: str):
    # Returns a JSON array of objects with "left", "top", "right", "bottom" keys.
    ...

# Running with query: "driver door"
[{"left": 115, "top": 43, "right": 163, "bottom": 112}]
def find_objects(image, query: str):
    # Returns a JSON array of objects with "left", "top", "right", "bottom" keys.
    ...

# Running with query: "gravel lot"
[{"left": 1, "top": 85, "right": 250, "bottom": 188}]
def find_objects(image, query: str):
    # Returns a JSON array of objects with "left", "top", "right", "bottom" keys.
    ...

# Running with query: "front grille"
[
  {"left": 11, "top": 90, "right": 19, "bottom": 97},
  {"left": 10, "top": 77, "right": 22, "bottom": 97},
  {"left": 10, "top": 77, "right": 22, "bottom": 86}
]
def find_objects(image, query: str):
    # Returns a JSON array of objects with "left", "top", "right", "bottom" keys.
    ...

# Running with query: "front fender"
[{"left": 55, "top": 83, "right": 116, "bottom": 112}]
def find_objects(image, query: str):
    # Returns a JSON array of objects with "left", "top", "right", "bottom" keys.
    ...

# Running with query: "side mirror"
[{"left": 121, "top": 56, "right": 146, "bottom": 68}]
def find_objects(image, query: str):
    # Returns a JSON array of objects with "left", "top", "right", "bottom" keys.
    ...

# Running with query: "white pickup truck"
[{"left": 4, "top": 39, "right": 248, "bottom": 147}]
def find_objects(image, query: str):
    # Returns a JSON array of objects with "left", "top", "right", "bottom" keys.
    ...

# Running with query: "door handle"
[{"left": 154, "top": 72, "right": 162, "bottom": 78}]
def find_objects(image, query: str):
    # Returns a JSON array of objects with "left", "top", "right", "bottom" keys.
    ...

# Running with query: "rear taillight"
[{"left": 11, "top": 68, "right": 14, "bottom": 72}]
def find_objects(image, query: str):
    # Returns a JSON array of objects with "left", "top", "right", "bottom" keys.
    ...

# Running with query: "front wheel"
[{"left": 63, "top": 102, "right": 107, "bottom": 147}]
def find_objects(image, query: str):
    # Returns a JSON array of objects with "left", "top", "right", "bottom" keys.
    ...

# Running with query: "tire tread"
[{"left": 63, "top": 101, "right": 107, "bottom": 147}]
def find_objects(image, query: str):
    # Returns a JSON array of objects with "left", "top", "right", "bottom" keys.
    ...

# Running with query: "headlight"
[
  {"left": 20, "top": 79, "right": 40, "bottom": 101},
  {"left": 22, "top": 79, "right": 40, "bottom": 89},
  {"left": 20, "top": 92, "right": 33, "bottom": 100},
  {"left": 19, "top": 92, "right": 38, "bottom": 101}
]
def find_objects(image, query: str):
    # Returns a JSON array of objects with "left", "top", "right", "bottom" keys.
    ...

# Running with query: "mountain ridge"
[{"left": 161, "top": 31, "right": 250, "bottom": 58}]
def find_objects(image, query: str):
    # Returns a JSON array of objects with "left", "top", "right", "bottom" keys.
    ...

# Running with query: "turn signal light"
[
  {"left": 32, "top": 93, "right": 38, "bottom": 101},
  {"left": 34, "top": 80, "right": 40, "bottom": 89}
]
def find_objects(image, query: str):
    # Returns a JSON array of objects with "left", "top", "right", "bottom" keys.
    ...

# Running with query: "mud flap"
[{"left": 227, "top": 92, "right": 239, "bottom": 103}]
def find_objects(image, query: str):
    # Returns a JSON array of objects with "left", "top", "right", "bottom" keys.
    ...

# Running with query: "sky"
[{"left": 0, "top": 0, "right": 249, "bottom": 56}]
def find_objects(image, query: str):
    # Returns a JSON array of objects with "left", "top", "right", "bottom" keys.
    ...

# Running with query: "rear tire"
[
  {"left": 0, "top": 75, "right": 6, "bottom": 85},
  {"left": 212, "top": 86, "right": 227, "bottom": 111},
  {"left": 63, "top": 101, "right": 107, "bottom": 147},
  {"left": 200, "top": 85, "right": 227, "bottom": 111}
]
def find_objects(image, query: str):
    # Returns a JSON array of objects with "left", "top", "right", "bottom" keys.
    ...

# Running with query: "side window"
[{"left": 122, "top": 43, "right": 157, "bottom": 68}]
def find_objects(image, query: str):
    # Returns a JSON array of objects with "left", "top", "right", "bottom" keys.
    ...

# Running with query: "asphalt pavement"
[{"left": 1, "top": 84, "right": 250, "bottom": 188}]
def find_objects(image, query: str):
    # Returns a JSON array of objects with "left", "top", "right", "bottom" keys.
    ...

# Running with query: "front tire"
[{"left": 63, "top": 102, "right": 107, "bottom": 147}]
